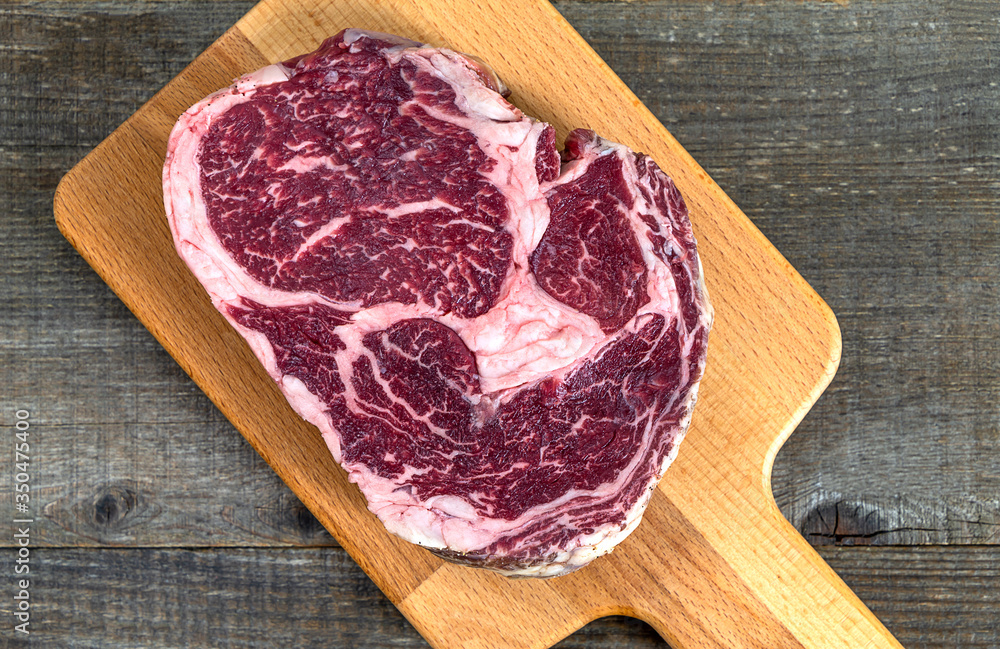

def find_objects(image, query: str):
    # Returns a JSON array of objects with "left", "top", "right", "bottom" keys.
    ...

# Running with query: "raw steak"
[{"left": 163, "top": 29, "right": 712, "bottom": 577}]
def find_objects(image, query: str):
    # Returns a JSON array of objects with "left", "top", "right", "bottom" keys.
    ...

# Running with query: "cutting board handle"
[
  {"left": 579, "top": 442, "right": 908, "bottom": 649},
  {"left": 616, "top": 492, "right": 905, "bottom": 648}
]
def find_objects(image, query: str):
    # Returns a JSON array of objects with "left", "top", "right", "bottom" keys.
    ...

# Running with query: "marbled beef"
[{"left": 163, "top": 29, "right": 712, "bottom": 577}]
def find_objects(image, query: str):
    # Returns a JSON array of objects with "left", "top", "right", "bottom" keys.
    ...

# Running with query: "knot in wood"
[{"left": 92, "top": 483, "right": 141, "bottom": 529}]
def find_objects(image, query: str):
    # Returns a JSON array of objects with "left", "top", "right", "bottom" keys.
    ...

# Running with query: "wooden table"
[{"left": 2, "top": 1, "right": 997, "bottom": 646}]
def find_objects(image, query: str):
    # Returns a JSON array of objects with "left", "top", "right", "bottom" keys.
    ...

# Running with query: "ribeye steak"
[{"left": 163, "top": 29, "right": 712, "bottom": 577}]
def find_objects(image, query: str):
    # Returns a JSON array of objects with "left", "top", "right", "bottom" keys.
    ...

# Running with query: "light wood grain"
[{"left": 47, "top": 0, "right": 903, "bottom": 648}]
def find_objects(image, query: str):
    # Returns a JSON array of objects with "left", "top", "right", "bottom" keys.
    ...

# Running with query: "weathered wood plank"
[
  {"left": 822, "top": 546, "right": 1000, "bottom": 649},
  {"left": 0, "top": 546, "right": 997, "bottom": 648},
  {"left": 0, "top": 547, "right": 667, "bottom": 648}
]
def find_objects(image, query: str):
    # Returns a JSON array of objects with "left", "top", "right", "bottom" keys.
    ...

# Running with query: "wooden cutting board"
[{"left": 52, "top": 0, "right": 904, "bottom": 647}]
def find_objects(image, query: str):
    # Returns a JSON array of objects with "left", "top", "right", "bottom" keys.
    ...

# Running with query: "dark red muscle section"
[
  {"left": 198, "top": 34, "right": 513, "bottom": 318},
  {"left": 530, "top": 132, "right": 650, "bottom": 334},
  {"left": 226, "top": 299, "right": 353, "bottom": 404},
  {"left": 342, "top": 319, "right": 482, "bottom": 473},
  {"left": 633, "top": 152, "right": 702, "bottom": 332},
  {"left": 534, "top": 125, "right": 560, "bottom": 183},
  {"left": 231, "top": 301, "right": 697, "bottom": 537}
]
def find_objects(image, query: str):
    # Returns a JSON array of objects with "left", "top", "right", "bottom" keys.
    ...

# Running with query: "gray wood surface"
[
  {"left": 1, "top": 0, "right": 998, "bottom": 646},
  {"left": 2, "top": 546, "right": 996, "bottom": 648}
]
